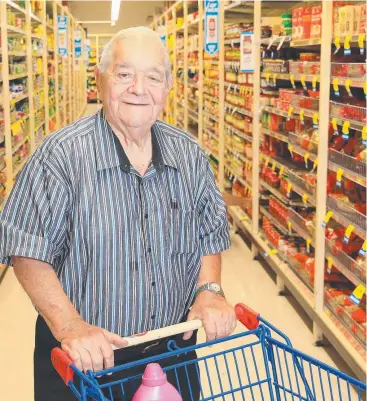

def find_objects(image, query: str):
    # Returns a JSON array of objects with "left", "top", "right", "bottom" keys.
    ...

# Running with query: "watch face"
[{"left": 211, "top": 283, "right": 221, "bottom": 292}]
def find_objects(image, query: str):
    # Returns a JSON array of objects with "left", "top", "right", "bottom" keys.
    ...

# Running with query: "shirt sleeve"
[
  {"left": 198, "top": 159, "right": 231, "bottom": 256},
  {"left": 0, "top": 155, "right": 70, "bottom": 267}
]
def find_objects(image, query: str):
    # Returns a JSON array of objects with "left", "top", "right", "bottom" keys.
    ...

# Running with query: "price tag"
[
  {"left": 265, "top": 73, "right": 271, "bottom": 84},
  {"left": 288, "top": 144, "right": 293, "bottom": 156},
  {"left": 343, "top": 224, "right": 355, "bottom": 244},
  {"left": 345, "top": 79, "right": 352, "bottom": 97},
  {"left": 364, "top": 82, "right": 367, "bottom": 99},
  {"left": 312, "top": 158, "right": 319, "bottom": 172},
  {"left": 272, "top": 74, "right": 278, "bottom": 86},
  {"left": 333, "top": 77, "right": 340, "bottom": 97},
  {"left": 332, "top": 117, "right": 339, "bottom": 136},
  {"left": 300, "top": 109, "right": 305, "bottom": 125},
  {"left": 358, "top": 34, "right": 365, "bottom": 55},
  {"left": 11, "top": 121, "right": 23, "bottom": 136},
  {"left": 240, "top": 216, "right": 248, "bottom": 222},
  {"left": 362, "top": 126, "right": 367, "bottom": 146},
  {"left": 322, "top": 211, "right": 333, "bottom": 228},
  {"left": 302, "top": 194, "right": 308, "bottom": 205},
  {"left": 344, "top": 35, "right": 351, "bottom": 56},
  {"left": 334, "top": 36, "right": 341, "bottom": 54},
  {"left": 290, "top": 74, "right": 296, "bottom": 89},
  {"left": 301, "top": 75, "right": 307, "bottom": 91},
  {"left": 268, "top": 249, "right": 278, "bottom": 256},
  {"left": 287, "top": 182, "right": 292, "bottom": 198},
  {"left": 359, "top": 240, "right": 367, "bottom": 257},
  {"left": 287, "top": 221, "right": 292, "bottom": 234},
  {"left": 312, "top": 76, "right": 318, "bottom": 92},
  {"left": 287, "top": 106, "right": 294, "bottom": 120},
  {"left": 327, "top": 256, "right": 333, "bottom": 274},
  {"left": 342, "top": 120, "right": 350, "bottom": 140},
  {"left": 279, "top": 166, "right": 285, "bottom": 178},
  {"left": 271, "top": 161, "right": 276, "bottom": 171},
  {"left": 304, "top": 153, "right": 310, "bottom": 168},
  {"left": 265, "top": 157, "right": 270, "bottom": 167},
  {"left": 349, "top": 284, "right": 366, "bottom": 306},
  {"left": 260, "top": 154, "right": 264, "bottom": 163},
  {"left": 313, "top": 112, "right": 319, "bottom": 129},
  {"left": 336, "top": 168, "right": 344, "bottom": 188},
  {"left": 306, "top": 238, "right": 312, "bottom": 254}
]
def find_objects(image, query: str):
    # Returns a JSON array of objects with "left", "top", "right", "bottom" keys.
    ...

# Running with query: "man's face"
[{"left": 97, "top": 38, "right": 171, "bottom": 129}]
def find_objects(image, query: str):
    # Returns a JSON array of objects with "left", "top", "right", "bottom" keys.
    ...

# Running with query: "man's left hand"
[{"left": 183, "top": 292, "right": 237, "bottom": 342}]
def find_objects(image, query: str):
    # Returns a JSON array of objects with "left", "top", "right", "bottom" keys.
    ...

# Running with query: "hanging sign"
[
  {"left": 74, "top": 29, "right": 82, "bottom": 59},
  {"left": 57, "top": 16, "right": 68, "bottom": 57},
  {"left": 204, "top": 0, "right": 219, "bottom": 55},
  {"left": 84, "top": 39, "right": 91, "bottom": 65},
  {"left": 240, "top": 32, "right": 255, "bottom": 72}
]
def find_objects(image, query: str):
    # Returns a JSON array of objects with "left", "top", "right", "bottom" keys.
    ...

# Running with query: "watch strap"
[{"left": 195, "top": 282, "right": 225, "bottom": 298}]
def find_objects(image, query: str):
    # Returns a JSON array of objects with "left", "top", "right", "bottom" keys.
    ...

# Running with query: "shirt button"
[
  {"left": 144, "top": 213, "right": 148, "bottom": 219},
  {"left": 152, "top": 281, "right": 156, "bottom": 287},
  {"left": 151, "top": 314, "right": 155, "bottom": 319},
  {"left": 147, "top": 247, "right": 152, "bottom": 253}
]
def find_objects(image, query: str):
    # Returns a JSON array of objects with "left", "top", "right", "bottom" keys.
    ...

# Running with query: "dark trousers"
[{"left": 34, "top": 316, "right": 200, "bottom": 401}]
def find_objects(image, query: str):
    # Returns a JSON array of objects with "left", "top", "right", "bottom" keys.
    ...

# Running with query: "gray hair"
[{"left": 97, "top": 26, "right": 171, "bottom": 80}]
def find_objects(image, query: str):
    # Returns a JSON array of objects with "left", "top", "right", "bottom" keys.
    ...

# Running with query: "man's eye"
[
  {"left": 148, "top": 75, "right": 161, "bottom": 82},
  {"left": 117, "top": 72, "right": 132, "bottom": 79}
]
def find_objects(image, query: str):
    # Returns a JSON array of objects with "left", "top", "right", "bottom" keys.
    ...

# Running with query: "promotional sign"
[
  {"left": 84, "top": 39, "right": 91, "bottom": 65},
  {"left": 57, "top": 16, "right": 68, "bottom": 57},
  {"left": 74, "top": 29, "right": 82, "bottom": 59},
  {"left": 204, "top": 0, "right": 219, "bottom": 55},
  {"left": 240, "top": 32, "right": 255, "bottom": 72}
]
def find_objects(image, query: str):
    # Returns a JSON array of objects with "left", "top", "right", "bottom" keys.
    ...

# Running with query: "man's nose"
[{"left": 129, "top": 72, "right": 147, "bottom": 95}]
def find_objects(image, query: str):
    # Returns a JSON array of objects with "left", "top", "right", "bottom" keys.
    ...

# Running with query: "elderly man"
[{"left": 0, "top": 27, "right": 235, "bottom": 401}]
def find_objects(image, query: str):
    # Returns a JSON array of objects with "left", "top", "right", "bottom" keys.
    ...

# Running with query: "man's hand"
[
  {"left": 57, "top": 318, "right": 128, "bottom": 373},
  {"left": 183, "top": 292, "right": 237, "bottom": 342}
]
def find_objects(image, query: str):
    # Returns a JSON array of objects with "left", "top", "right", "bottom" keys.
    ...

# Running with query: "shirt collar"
[{"left": 94, "top": 108, "right": 178, "bottom": 172}]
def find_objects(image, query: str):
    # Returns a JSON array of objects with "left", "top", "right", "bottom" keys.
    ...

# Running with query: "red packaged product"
[
  {"left": 311, "top": 5, "right": 322, "bottom": 39},
  {"left": 302, "top": 7, "right": 312, "bottom": 39},
  {"left": 292, "top": 8, "right": 299, "bottom": 39},
  {"left": 351, "top": 308, "right": 366, "bottom": 324},
  {"left": 361, "top": 4, "right": 366, "bottom": 34}
]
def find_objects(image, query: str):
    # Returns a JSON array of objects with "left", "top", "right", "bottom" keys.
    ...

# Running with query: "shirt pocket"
[{"left": 167, "top": 208, "right": 198, "bottom": 254}]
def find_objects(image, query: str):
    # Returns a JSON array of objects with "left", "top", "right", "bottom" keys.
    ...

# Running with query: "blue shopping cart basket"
[{"left": 52, "top": 303, "right": 366, "bottom": 401}]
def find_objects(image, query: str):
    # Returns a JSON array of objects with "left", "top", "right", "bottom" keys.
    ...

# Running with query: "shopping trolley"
[{"left": 52, "top": 303, "right": 366, "bottom": 401}]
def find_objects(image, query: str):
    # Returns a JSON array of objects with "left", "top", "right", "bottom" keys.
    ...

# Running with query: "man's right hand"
[{"left": 56, "top": 318, "right": 128, "bottom": 373}]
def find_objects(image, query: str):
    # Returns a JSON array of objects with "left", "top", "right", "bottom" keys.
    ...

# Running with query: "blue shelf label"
[{"left": 57, "top": 16, "right": 68, "bottom": 57}]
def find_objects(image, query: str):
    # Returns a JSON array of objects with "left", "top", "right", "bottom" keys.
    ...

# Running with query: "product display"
[
  {"left": 153, "top": 0, "right": 367, "bottom": 379},
  {"left": 0, "top": 1, "right": 86, "bottom": 214}
]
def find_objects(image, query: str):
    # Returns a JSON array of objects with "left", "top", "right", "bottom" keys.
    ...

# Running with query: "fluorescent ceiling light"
[{"left": 111, "top": 0, "right": 121, "bottom": 23}]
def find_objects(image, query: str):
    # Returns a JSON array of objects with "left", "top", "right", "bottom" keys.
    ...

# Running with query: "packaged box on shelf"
[
  {"left": 311, "top": 5, "right": 322, "bottom": 39},
  {"left": 360, "top": 3, "right": 366, "bottom": 34}
]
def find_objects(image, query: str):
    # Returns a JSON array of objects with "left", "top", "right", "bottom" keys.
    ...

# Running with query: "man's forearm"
[
  {"left": 12, "top": 256, "right": 81, "bottom": 339},
  {"left": 197, "top": 253, "right": 221, "bottom": 288}
]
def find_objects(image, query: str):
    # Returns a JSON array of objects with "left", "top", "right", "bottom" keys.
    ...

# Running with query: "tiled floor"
[{"left": 0, "top": 104, "right": 353, "bottom": 401}]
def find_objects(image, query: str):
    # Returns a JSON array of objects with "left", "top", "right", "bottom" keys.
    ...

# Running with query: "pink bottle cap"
[{"left": 142, "top": 363, "right": 167, "bottom": 387}]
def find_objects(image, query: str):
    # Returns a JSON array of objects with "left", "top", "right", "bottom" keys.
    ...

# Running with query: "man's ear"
[{"left": 95, "top": 66, "right": 102, "bottom": 99}]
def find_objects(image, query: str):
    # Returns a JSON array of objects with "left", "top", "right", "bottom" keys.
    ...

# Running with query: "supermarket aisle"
[{"left": 0, "top": 233, "right": 350, "bottom": 401}]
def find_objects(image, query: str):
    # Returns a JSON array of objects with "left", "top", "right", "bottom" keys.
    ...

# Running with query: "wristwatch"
[{"left": 195, "top": 282, "right": 225, "bottom": 298}]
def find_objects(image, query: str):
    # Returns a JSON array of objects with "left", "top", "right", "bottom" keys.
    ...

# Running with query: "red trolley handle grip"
[{"left": 52, "top": 303, "right": 260, "bottom": 385}]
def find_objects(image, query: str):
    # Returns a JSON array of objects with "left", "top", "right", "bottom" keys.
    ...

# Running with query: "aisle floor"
[{"left": 0, "top": 104, "right": 352, "bottom": 400}]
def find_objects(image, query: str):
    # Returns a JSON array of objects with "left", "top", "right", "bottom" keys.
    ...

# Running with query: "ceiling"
[{"left": 67, "top": 1, "right": 165, "bottom": 36}]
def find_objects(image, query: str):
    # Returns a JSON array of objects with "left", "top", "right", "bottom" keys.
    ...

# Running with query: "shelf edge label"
[{"left": 204, "top": 1, "right": 219, "bottom": 56}]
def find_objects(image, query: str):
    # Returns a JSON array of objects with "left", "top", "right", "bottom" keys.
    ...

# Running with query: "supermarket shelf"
[
  {"left": 261, "top": 128, "right": 289, "bottom": 143},
  {"left": 225, "top": 123, "right": 252, "bottom": 143},
  {"left": 325, "top": 238, "right": 365, "bottom": 287},
  {"left": 328, "top": 149, "right": 366, "bottom": 187},
  {"left": 331, "top": 76, "right": 366, "bottom": 89},
  {"left": 204, "top": 59, "right": 219, "bottom": 65},
  {"left": 12, "top": 136, "right": 29, "bottom": 153},
  {"left": 263, "top": 105, "right": 317, "bottom": 120},
  {"left": 203, "top": 112, "right": 219, "bottom": 123},
  {"left": 203, "top": 128, "right": 219, "bottom": 141},
  {"left": 226, "top": 166, "right": 252, "bottom": 190},
  {"left": 288, "top": 208, "right": 315, "bottom": 245},
  {"left": 12, "top": 155, "right": 29, "bottom": 178},
  {"left": 35, "top": 105, "right": 45, "bottom": 113},
  {"left": 261, "top": 72, "right": 319, "bottom": 83},
  {"left": 30, "top": 13, "right": 42, "bottom": 23},
  {"left": 224, "top": 38, "right": 240, "bottom": 46},
  {"left": 287, "top": 170, "right": 317, "bottom": 206},
  {"left": 204, "top": 146, "right": 219, "bottom": 161},
  {"left": 9, "top": 73, "right": 27, "bottom": 80},
  {"left": 332, "top": 34, "right": 367, "bottom": 45},
  {"left": 7, "top": 25, "right": 26, "bottom": 35},
  {"left": 290, "top": 38, "right": 322, "bottom": 47},
  {"left": 261, "top": 36, "right": 292, "bottom": 47},
  {"left": 224, "top": 81, "right": 253, "bottom": 91},
  {"left": 46, "top": 23, "right": 54, "bottom": 31},
  {"left": 11, "top": 93, "right": 28, "bottom": 104},
  {"left": 224, "top": 61, "right": 240, "bottom": 71},
  {"left": 230, "top": 204, "right": 366, "bottom": 381},
  {"left": 7, "top": 1, "right": 26, "bottom": 14},
  {"left": 34, "top": 87, "right": 44, "bottom": 95},
  {"left": 226, "top": 146, "right": 249, "bottom": 164},
  {"left": 260, "top": 206, "right": 289, "bottom": 235},
  {"left": 327, "top": 196, "right": 366, "bottom": 240},
  {"left": 330, "top": 116, "right": 365, "bottom": 132},
  {"left": 225, "top": 102, "right": 253, "bottom": 118},
  {"left": 8, "top": 50, "right": 27, "bottom": 57},
  {"left": 261, "top": 180, "right": 304, "bottom": 206},
  {"left": 204, "top": 78, "right": 219, "bottom": 86},
  {"left": 188, "top": 112, "right": 198, "bottom": 124},
  {"left": 35, "top": 121, "right": 45, "bottom": 131},
  {"left": 203, "top": 94, "right": 219, "bottom": 103}
]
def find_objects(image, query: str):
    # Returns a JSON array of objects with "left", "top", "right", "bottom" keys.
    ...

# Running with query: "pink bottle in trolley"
[{"left": 132, "top": 363, "right": 183, "bottom": 401}]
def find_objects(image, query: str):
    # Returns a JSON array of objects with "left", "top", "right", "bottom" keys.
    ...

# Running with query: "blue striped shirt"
[{"left": 0, "top": 109, "right": 230, "bottom": 336}]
